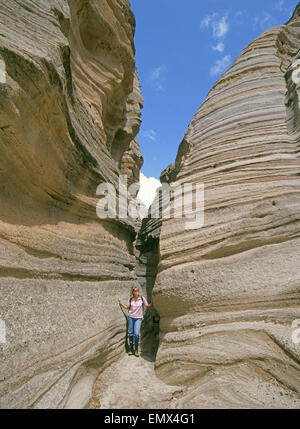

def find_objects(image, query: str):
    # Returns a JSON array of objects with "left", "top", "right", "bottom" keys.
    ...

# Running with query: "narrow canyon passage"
[
  {"left": 88, "top": 311, "right": 300, "bottom": 409},
  {"left": 0, "top": 0, "right": 300, "bottom": 409},
  {"left": 88, "top": 354, "right": 181, "bottom": 409}
]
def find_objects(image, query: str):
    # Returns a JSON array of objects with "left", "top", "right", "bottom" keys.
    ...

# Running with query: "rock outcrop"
[
  {"left": 152, "top": 9, "right": 300, "bottom": 408},
  {"left": 1, "top": 0, "right": 300, "bottom": 410},
  {"left": 0, "top": 0, "right": 143, "bottom": 408}
]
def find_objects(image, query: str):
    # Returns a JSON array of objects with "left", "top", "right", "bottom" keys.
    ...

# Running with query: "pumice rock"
[
  {"left": 152, "top": 6, "right": 300, "bottom": 408},
  {"left": 1, "top": 0, "right": 300, "bottom": 410}
]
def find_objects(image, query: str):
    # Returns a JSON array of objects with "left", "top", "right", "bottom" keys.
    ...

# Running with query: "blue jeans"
[{"left": 128, "top": 316, "right": 142, "bottom": 348}]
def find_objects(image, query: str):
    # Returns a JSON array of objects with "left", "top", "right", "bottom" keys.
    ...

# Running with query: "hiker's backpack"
[{"left": 128, "top": 296, "right": 145, "bottom": 316}]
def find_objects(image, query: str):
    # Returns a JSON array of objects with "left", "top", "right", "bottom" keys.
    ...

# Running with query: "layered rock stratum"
[
  {"left": 1, "top": 0, "right": 300, "bottom": 410},
  {"left": 152, "top": 6, "right": 300, "bottom": 408},
  {"left": 0, "top": 0, "right": 144, "bottom": 408}
]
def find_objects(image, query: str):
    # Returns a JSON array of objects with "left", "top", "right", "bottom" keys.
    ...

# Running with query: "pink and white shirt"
[{"left": 127, "top": 296, "right": 148, "bottom": 319}]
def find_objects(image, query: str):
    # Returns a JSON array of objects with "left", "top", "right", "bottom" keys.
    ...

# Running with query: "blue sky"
[{"left": 130, "top": 0, "right": 298, "bottom": 182}]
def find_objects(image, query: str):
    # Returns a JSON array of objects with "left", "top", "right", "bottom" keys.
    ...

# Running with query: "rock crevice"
[{"left": 1, "top": 0, "right": 300, "bottom": 410}]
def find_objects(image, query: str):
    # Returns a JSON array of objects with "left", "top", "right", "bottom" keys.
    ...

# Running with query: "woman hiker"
[{"left": 118, "top": 287, "right": 153, "bottom": 357}]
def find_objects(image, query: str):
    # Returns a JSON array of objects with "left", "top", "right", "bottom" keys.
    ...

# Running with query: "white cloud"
[
  {"left": 142, "top": 129, "right": 156, "bottom": 141},
  {"left": 210, "top": 55, "right": 231, "bottom": 76},
  {"left": 201, "top": 13, "right": 233, "bottom": 76},
  {"left": 212, "top": 42, "right": 225, "bottom": 52},
  {"left": 137, "top": 173, "right": 161, "bottom": 210},
  {"left": 201, "top": 13, "right": 229, "bottom": 38},
  {"left": 149, "top": 66, "right": 165, "bottom": 80},
  {"left": 212, "top": 16, "right": 229, "bottom": 39},
  {"left": 200, "top": 14, "right": 212, "bottom": 29},
  {"left": 149, "top": 65, "right": 167, "bottom": 91},
  {"left": 200, "top": 13, "right": 229, "bottom": 54}
]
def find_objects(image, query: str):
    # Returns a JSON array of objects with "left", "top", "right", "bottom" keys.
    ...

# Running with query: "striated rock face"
[
  {"left": 0, "top": 0, "right": 143, "bottom": 408},
  {"left": 153, "top": 10, "right": 300, "bottom": 407},
  {"left": 1, "top": 0, "right": 300, "bottom": 410}
]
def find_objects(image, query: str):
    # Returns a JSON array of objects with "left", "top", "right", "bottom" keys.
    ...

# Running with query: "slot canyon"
[{"left": 0, "top": 0, "right": 299, "bottom": 409}]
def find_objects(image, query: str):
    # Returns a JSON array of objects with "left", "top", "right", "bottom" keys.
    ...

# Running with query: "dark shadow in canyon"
[{"left": 135, "top": 217, "right": 162, "bottom": 362}]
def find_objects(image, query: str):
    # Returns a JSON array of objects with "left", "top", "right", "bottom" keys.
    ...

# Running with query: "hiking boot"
[
  {"left": 134, "top": 346, "right": 140, "bottom": 357},
  {"left": 128, "top": 345, "right": 134, "bottom": 355}
]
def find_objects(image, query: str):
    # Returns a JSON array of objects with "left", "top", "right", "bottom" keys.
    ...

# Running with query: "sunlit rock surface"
[
  {"left": 1, "top": 0, "right": 300, "bottom": 410},
  {"left": 0, "top": 0, "right": 143, "bottom": 408},
  {"left": 152, "top": 7, "right": 300, "bottom": 408}
]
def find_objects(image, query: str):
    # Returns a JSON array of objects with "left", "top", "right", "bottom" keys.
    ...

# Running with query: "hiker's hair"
[{"left": 130, "top": 287, "right": 140, "bottom": 298}]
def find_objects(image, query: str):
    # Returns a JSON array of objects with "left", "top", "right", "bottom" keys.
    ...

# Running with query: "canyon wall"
[
  {"left": 153, "top": 7, "right": 300, "bottom": 408},
  {"left": 0, "top": 0, "right": 143, "bottom": 408},
  {"left": 1, "top": 0, "right": 300, "bottom": 410}
]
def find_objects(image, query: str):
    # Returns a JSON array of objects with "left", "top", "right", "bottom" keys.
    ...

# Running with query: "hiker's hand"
[
  {"left": 118, "top": 298, "right": 122, "bottom": 306},
  {"left": 148, "top": 302, "right": 153, "bottom": 308}
]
